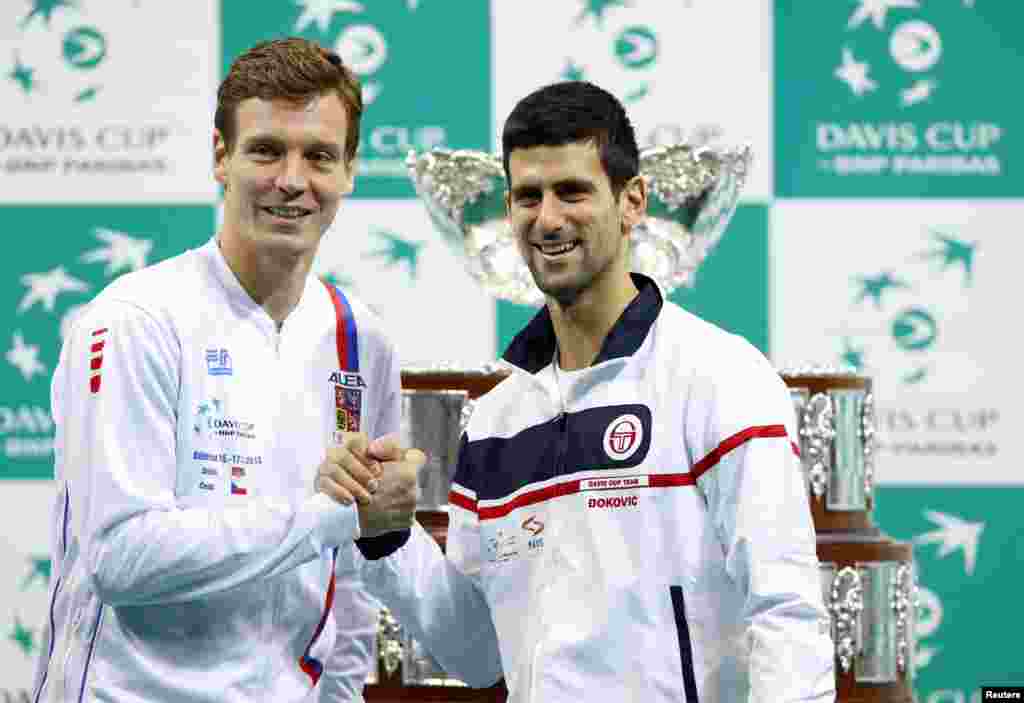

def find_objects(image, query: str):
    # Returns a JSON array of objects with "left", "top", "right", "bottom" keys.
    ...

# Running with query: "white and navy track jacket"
[
  {"left": 358, "top": 274, "right": 835, "bottom": 702},
  {"left": 33, "top": 237, "right": 401, "bottom": 703}
]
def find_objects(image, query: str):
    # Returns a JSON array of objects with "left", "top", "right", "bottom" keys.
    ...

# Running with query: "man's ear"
[
  {"left": 620, "top": 175, "right": 648, "bottom": 232},
  {"left": 213, "top": 129, "right": 229, "bottom": 188}
]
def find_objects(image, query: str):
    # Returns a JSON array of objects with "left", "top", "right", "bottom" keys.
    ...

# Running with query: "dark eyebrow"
[
  {"left": 510, "top": 177, "right": 597, "bottom": 199},
  {"left": 553, "top": 178, "right": 596, "bottom": 193},
  {"left": 306, "top": 141, "right": 342, "bottom": 156},
  {"left": 240, "top": 134, "right": 282, "bottom": 147},
  {"left": 239, "top": 135, "right": 341, "bottom": 155},
  {"left": 510, "top": 183, "right": 542, "bottom": 199}
]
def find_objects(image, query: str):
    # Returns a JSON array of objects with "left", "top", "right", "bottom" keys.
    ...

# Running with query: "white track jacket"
[
  {"left": 32, "top": 237, "right": 401, "bottom": 703},
  {"left": 357, "top": 275, "right": 835, "bottom": 702}
]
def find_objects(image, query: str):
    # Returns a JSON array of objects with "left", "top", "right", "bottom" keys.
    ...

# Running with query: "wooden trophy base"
[{"left": 818, "top": 532, "right": 917, "bottom": 703}]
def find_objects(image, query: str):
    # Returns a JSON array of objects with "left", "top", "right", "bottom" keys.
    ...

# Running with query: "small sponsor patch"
[
  {"left": 603, "top": 414, "right": 643, "bottom": 461},
  {"left": 205, "top": 348, "right": 233, "bottom": 376},
  {"left": 334, "top": 386, "right": 362, "bottom": 432}
]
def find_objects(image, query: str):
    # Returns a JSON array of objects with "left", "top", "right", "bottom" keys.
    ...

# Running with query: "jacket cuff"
[{"left": 356, "top": 529, "right": 411, "bottom": 560}]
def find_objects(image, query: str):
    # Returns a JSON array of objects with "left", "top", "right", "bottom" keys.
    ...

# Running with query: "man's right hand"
[
  {"left": 316, "top": 432, "right": 425, "bottom": 538},
  {"left": 358, "top": 435, "right": 425, "bottom": 538},
  {"left": 316, "top": 432, "right": 382, "bottom": 507}
]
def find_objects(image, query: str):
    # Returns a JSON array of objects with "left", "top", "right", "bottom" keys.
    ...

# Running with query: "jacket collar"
[{"left": 502, "top": 273, "right": 664, "bottom": 374}]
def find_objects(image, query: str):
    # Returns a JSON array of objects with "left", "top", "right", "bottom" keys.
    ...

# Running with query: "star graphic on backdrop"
[
  {"left": 322, "top": 271, "right": 356, "bottom": 289},
  {"left": 8, "top": 617, "right": 35, "bottom": 656},
  {"left": 839, "top": 338, "right": 866, "bottom": 371},
  {"left": 18, "top": 266, "right": 90, "bottom": 313},
  {"left": 7, "top": 331, "right": 47, "bottom": 382},
  {"left": 22, "top": 556, "right": 51, "bottom": 590},
  {"left": 622, "top": 84, "right": 651, "bottom": 104},
  {"left": 20, "top": 0, "right": 75, "bottom": 28},
  {"left": 561, "top": 60, "right": 586, "bottom": 82},
  {"left": 835, "top": 48, "right": 877, "bottom": 96},
  {"left": 901, "top": 79, "right": 937, "bottom": 107},
  {"left": 902, "top": 365, "right": 929, "bottom": 384},
  {"left": 853, "top": 272, "right": 910, "bottom": 309},
  {"left": 80, "top": 228, "right": 153, "bottom": 276},
  {"left": 76, "top": 86, "right": 100, "bottom": 102},
  {"left": 293, "top": 0, "right": 363, "bottom": 33},
  {"left": 847, "top": 0, "right": 919, "bottom": 30},
  {"left": 365, "top": 230, "right": 424, "bottom": 279},
  {"left": 8, "top": 54, "right": 36, "bottom": 94},
  {"left": 915, "top": 510, "right": 985, "bottom": 576},
  {"left": 918, "top": 231, "right": 977, "bottom": 286},
  {"left": 574, "top": 0, "right": 630, "bottom": 28}
]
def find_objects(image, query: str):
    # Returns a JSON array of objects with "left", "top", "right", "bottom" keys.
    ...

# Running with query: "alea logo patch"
[{"left": 328, "top": 371, "right": 366, "bottom": 388}]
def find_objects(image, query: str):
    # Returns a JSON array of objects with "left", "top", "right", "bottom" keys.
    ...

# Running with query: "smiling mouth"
[
  {"left": 534, "top": 240, "right": 580, "bottom": 257},
  {"left": 263, "top": 205, "right": 313, "bottom": 220}
]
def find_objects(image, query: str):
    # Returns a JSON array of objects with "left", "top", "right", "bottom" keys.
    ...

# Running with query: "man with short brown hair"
[{"left": 31, "top": 37, "right": 420, "bottom": 703}]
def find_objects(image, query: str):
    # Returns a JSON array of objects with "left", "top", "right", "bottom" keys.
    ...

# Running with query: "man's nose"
[
  {"left": 275, "top": 152, "right": 308, "bottom": 195},
  {"left": 536, "top": 193, "right": 564, "bottom": 234}
]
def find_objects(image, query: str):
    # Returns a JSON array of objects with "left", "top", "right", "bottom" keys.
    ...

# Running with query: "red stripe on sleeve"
[
  {"left": 690, "top": 425, "right": 791, "bottom": 482},
  {"left": 448, "top": 491, "right": 477, "bottom": 513}
]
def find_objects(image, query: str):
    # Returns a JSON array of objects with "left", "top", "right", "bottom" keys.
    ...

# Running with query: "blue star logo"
[
  {"left": 561, "top": 60, "right": 586, "bottom": 82},
  {"left": 8, "top": 53, "right": 36, "bottom": 93},
  {"left": 21, "top": 556, "right": 51, "bottom": 590},
  {"left": 853, "top": 272, "right": 910, "bottom": 309},
  {"left": 839, "top": 337, "right": 866, "bottom": 371},
  {"left": 21, "top": 0, "right": 76, "bottom": 28},
  {"left": 918, "top": 231, "right": 978, "bottom": 287},
  {"left": 365, "top": 229, "right": 424, "bottom": 279},
  {"left": 9, "top": 617, "right": 35, "bottom": 656},
  {"left": 574, "top": 0, "right": 630, "bottom": 28}
]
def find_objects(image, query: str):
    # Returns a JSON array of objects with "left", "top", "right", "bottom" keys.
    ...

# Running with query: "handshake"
[{"left": 315, "top": 433, "right": 427, "bottom": 539}]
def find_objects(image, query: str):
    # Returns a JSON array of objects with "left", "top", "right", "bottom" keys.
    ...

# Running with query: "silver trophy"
[{"left": 406, "top": 130, "right": 752, "bottom": 306}]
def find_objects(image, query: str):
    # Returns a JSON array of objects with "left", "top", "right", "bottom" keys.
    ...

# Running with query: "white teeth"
[
  {"left": 538, "top": 241, "right": 577, "bottom": 255},
  {"left": 266, "top": 206, "right": 309, "bottom": 218}
]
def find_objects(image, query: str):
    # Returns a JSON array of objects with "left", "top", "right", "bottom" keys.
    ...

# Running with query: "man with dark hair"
[
  {"left": 351, "top": 81, "right": 835, "bottom": 702},
  {"left": 31, "top": 37, "right": 420, "bottom": 703}
]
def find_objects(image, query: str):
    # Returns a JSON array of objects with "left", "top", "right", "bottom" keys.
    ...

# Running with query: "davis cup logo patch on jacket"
[{"left": 603, "top": 414, "right": 643, "bottom": 462}]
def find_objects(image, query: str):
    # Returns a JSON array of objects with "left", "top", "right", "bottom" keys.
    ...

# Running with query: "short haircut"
[
  {"left": 501, "top": 81, "right": 639, "bottom": 195},
  {"left": 215, "top": 37, "right": 363, "bottom": 162}
]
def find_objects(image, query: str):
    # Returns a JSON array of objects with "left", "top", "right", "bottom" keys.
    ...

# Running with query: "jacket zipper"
[{"left": 554, "top": 412, "right": 568, "bottom": 477}]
